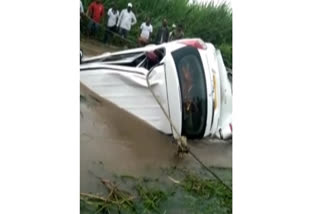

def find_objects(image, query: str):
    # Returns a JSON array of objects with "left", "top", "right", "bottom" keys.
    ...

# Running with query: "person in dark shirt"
[
  {"left": 169, "top": 24, "right": 184, "bottom": 41},
  {"left": 154, "top": 19, "right": 169, "bottom": 44}
]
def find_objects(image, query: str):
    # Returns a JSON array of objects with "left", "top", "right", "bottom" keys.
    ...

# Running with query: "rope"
[
  {"left": 146, "top": 70, "right": 232, "bottom": 192},
  {"left": 104, "top": 27, "right": 137, "bottom": 45},
  {"left": 146, "top": 71, "right": 188, "bottom": 150},
  {"left": 188, "top": 150, "right": 232, "bottom": 191}
]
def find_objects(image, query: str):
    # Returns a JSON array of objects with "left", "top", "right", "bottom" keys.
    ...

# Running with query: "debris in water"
[{"left": 168, "top": 176, "right": 181, "bottom": 184}]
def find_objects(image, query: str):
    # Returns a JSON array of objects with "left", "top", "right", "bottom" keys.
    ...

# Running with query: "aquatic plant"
[{"left": 80, "top": 168, "right": 232, "bottom": 214}]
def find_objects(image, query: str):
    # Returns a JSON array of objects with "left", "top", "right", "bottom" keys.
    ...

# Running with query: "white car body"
[{"left": 80, "top": 38, "right": 232, "bottom": 140}]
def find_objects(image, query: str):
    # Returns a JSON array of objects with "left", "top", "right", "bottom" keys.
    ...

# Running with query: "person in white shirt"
[
  {"left": 80, "top": 0, "right": 84, "bottom": 14},
  {"left": 103, "top": 3, "right": 119, "bottom": 43},
  {"left": 117, "top": 3, "right": 137, "bottom": 39},
  {"left": 138, "top": 17, "right": 153, "bottom": 46}
]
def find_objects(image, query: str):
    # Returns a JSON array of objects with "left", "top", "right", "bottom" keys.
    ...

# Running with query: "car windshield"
[{"left": 172, "top": 46, "right": 207, "bottom": 138}]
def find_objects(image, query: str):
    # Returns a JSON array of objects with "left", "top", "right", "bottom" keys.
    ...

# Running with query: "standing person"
[
  {"left": 170, "top": 24, "right": 184, "bottom": 41},
  {"left": 103, "top": 3, "right": 119, "bottom": 43},
  {"left": 155, "top": 19, "right": 169, "bottom": 44},
  {"left": 87, "top": 0, "right": 105, "bottom": 37},
  {"left": 117, "top": 3, "right": 137, "bottom": 39},
  {"left": 138, "top": 17, "right": 153, "bottom": 46},
  {"left": 169, "top": 24, "right": 176, "bottom": 41}
]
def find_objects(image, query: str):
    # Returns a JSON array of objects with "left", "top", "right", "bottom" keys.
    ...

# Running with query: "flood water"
[{"left": 80, "top": 82, "right": 232, "bottom": 194}]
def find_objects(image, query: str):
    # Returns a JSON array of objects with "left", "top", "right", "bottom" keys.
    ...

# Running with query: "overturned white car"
[{"left": 80, "top": 38, "right": 232, "bottom": 140}]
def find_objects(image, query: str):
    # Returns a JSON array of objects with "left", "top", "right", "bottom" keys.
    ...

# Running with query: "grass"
[
  {"left": 136, "top": 184, "right": 169, "bottom": 213},
  {"left": 181, "top": 172, "right": 232, "bottom": 214},
  {"left": 81, "top": 0, "right": 232, "bottom": 68},
  {"left": 80, "top": 167, "right": 232, "bottom": 214}
]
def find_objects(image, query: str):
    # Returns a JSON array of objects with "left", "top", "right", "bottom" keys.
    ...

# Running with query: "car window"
[
  {"left": 102, "top": 52, "right": 143, "bottom": 62},
  {"left": 140, "top": 48, "right": 166, "bottom": 70},
  {"left": 172, "top": 46, "right": 207, "bottom": 139}
]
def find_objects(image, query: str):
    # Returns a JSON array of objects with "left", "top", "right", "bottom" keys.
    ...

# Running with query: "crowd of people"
[{"left": 80, "top": 0, "right": 185, "bottom": 47}]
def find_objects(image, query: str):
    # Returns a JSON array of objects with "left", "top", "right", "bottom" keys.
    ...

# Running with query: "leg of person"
[
  {"left": 80, "top": 15, "right": 84, "bottom": 35},
  {"left": 88, "top": 20, "right": 93, "bottom": 36},
  {"left": 137, "top": 37, "right": 140, "bottom": 46},
  {"left": 123, "top": 29, "right": 128, "bottom": 39},
  {"left": 107, "top": 26, "right": 114, "bottom": 42},
  {"left": 111, "top": 26, "right": 117, "bottom": 33},
  {"left": 103, "top": 27, "right": 109, "bottom": 43},
  {"left": 138, "top": 37, "right": 143, "bottom": 47},
  {"left": 110, "top": 26, "right": 116, "bottom": 40},
  {"left": 144, "top": 38, "right": 149, "bottom": 46},
  {"left": 140, "top": 37, "right": 148, "bottom": 46},
  {"left": 93, "top": 23, "right": 99, "bottom": 37},
  {"left": 119, "top": 28, "right": 124, "bottom": 38}
]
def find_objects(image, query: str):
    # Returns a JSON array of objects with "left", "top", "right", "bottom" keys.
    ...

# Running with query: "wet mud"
[{"left": 80, "top": 38, "right": 121, "bottom": 56}]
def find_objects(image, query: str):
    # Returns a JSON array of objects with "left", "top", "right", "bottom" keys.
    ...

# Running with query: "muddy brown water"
[
  {"left": 80, "top": 83, "right": 232, "bottom": 193},
  {"left": 80, "top": 40, "right": 232, "bottom": 194}
]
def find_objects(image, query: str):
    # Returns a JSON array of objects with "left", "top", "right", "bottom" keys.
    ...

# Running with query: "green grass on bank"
[
  {"left": 81, "top": 0, "right": 232, "bottom": 68},
  {"left": 80, "top": 167, "right": 232, "bottom": 214}
]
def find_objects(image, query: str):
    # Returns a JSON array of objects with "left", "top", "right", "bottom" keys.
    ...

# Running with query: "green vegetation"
[
  {"left": 80, "top": 167, "right": 232, "bottom": 214},
  {"left": 136, "top": 184, "right": 169, "bottom": 213},
  {"left": 182, "top": 172, "right": 232, "bottom": 213},
  {"left": 81, "top": 0, "right": 232, "bottom": 68}
]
